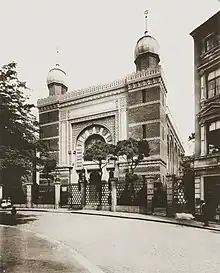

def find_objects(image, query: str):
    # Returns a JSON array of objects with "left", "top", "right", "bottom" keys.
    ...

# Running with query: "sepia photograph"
[{"left": 0, "top": 1, "right": 220, "bottom": 272}]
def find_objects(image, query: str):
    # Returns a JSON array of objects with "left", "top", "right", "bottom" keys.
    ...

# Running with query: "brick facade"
[{"left": 128, "top": 103, "right": 160, "bottom": 123}]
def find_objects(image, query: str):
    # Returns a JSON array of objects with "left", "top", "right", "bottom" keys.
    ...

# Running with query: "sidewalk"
[{"left": 3, "top": 207, "right": 220, "bottom": 232}]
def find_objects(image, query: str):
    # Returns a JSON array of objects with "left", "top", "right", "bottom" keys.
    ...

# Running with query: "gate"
[
  {"left": 173, "top": 178, "right": 186, "bottom": 211},
  {"left": 60, "top": 184, "right": 82, "bottom": 209},
  {"left": 85, "top": 181, "right": 111, "bottom": 206}
]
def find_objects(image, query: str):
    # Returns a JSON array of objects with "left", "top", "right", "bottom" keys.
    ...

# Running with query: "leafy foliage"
[
  {"left": 42, "top": 158, "right": 57, "bottom": 185},
  {"left": 0, "top": 62, "right": 47, "bottom": 187},
  {"left": 115, "top": 138, "right": 150, "bottom": 175},
  {"left": 84, "top": 140, "right": 116, "bottom": 178},
  {"left": 181, "top": 155, "right": 195, "bottom": 213}
]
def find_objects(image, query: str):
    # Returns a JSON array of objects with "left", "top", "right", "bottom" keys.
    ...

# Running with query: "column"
[
  {"left": 111, "top": 178, "right": 117, "bottom": 212},
  {"left": 166, "top": 175, "right": 173, "bottom": 216},
  {"left": 200, "top": 125, "right": 206, "bottom": 156},
  {"left": 194, "top": 43, "right": 201, "bottom": 156},
  {"left": 26, "top": 183, "right": 32, "bottom": 208},
  {"left": 60, "top": 120, "right": 68, "bottom": 166},
  {"left": 54, "top": 182, "right": 61, "bottom": 209},
  {"left": 146, "top": 177, "right": 154, "bottom": 214},
  {"left": 120, "top": 108, "right": 128, "bottom": 140},
  {"left": 194, "top": 176, "right": 201, "bottom": 215},
  {"left": 0, "top": 184, "right": 3, "bottom": 200}
]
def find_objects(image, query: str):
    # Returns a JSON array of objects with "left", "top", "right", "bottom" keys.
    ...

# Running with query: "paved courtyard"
[{"left": 1, "top": 211, "right": 220, "bottom": 273}]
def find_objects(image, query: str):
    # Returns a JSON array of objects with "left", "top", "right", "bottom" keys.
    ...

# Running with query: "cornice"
[
  {"left": 69, "top": 111, "right": 116, "bottom": 124},
  {"left": 128, "top": 100, "right": 160, "bottom": 109},
  {"left": 127, "top": 78, "right": 160, "bottom": 92},
  {"left": 60, "top": 88, "right": 126, "bottom": 108},
  {"left": 37, "top": 67, "right": 163, "bottom": 108}
]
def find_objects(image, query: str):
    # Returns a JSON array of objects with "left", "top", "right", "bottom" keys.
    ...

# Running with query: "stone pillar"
[
  {"left": 166, "top": 175, "right": 173, "bottom": 216},
  {"left": 111, "top": 178, "right": 117, "bottom": 212},
  {"left": 26, "top": 183, "right": 32, "bottom": 208},
  {"left": 0, "top": 184, "right": 3, "bottom": 200},
  {"left": 146, "top": 177, "right": 154, "bottom": 214},
  {"left": 80, "top": 181, "right": 86, "bottom": 208},
  {"left": 54, "top": 182, "right": 61, "bottom": 209}
]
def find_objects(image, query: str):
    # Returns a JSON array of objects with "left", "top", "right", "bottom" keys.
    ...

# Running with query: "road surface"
[{"left": 1, "top": 210, "right": 220, "bottom": 272}]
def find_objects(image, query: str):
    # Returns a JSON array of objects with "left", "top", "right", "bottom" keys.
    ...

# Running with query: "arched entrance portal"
[{"left": 88, "top": 171, "right": 102, "bottom": 204}]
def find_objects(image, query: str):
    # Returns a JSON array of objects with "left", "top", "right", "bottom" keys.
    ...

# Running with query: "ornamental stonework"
[{"left": 71, "top": 115, "right": 116, "bottom": 149}]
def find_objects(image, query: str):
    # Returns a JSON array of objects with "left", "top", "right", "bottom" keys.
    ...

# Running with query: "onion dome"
[
  {"left": 134, "top": 34, "right": 160, "bottom": 62},
  {"left": 47, "top": 64, "right": 67, "bottom": 87}
]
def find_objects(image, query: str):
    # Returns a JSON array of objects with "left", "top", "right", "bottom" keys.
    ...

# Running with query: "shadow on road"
[{"left": 0, "top": 212, "right": 37, "bottom": 226}]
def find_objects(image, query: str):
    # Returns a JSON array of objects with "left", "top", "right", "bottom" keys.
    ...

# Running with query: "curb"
[
  {"left": 4, "top": 208, "right": 220, "bottom": 232},
  {"left": 69, "top": 211, "right": 220, "bottom": 232}
]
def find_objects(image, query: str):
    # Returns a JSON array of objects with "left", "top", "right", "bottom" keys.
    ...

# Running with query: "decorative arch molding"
[{"left": 75, "top": 124, "right": 113, "bottom": 170}]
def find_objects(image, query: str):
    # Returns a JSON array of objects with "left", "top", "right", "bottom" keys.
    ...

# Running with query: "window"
[
  {"left": 207, "top": 120, "right": 220, "bottom": 154},
  {"left": 207, "top": 68, "right": 220, "bottom": 98},
  {"left": 142, "top": 90, "right": 146, "bottom": 103},
  {"left": 203, "top": 33, "right": 216, "bottom": 53},
  {"left": 142, "top": 124, "right": 146, "bottom": 139}
]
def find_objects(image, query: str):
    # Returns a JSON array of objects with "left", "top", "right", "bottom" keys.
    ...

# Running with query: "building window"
[
  {"left": 203, "top": 33, "right": 216, "bottom": 53},
  {"left": 207, "top": 68, "right": 220, "bottom": 98},
  {"left": 207, "top": 120, "right": 220, "bottom": 154},
  {"left": 142, "top": 90, "right": 146, "bottom": 103},
  {"left": 142, "top": 124, "right": 146, "bottom": 139}
]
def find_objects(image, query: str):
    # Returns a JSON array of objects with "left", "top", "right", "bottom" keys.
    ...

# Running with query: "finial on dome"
[
  {"left": 144, "top": 10, "right": 149, "bottom": 35},
  {"left": 55, "top": 46, "right": 60, "bottom": 66}
]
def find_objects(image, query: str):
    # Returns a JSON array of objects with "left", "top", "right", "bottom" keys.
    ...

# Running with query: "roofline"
[{"left": 190, "top": 10, "right": 220, "bottom": 37}]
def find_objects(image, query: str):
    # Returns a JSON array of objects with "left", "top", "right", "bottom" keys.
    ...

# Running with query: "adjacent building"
[
  {"left": 190, "top": 11, "right": 220, "bottom": 219},
  {"left": 37, "top": 13, "right": 184, "bottom": 186}
]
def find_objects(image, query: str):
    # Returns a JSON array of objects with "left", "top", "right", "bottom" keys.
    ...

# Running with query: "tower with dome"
[{"left": 37, "top": 11, "right": 184, "bottom": 206}]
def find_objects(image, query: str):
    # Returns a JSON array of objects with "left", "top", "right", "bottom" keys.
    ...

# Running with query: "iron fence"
[
  {"left": 116, "top": 180, "right": 147, "bottom": 206},
  {"left": 60, "top": 184, "right": 82, "bottom": 209}
]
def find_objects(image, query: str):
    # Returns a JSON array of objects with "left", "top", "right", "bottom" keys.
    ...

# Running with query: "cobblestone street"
[{"left": 4, "top": 211, "right": 219, "bottom": 273}]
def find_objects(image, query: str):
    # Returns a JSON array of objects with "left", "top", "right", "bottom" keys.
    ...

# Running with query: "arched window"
[{"left": 84, "top": 134, "right": 105, "bottom": 151}]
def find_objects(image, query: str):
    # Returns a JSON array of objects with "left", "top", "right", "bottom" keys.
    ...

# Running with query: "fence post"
[
  {"left": 0, "top": 184, "right": 3, "bottom": 200},
  {"left": 54, "top": 182, "right": 61, "bottom": 209},
  {"left": 166, "top": 175, "right": 174, "bottom": 216},
  {"left": 26, "top": 183, "right": 32, "bottom": 208},
  {"left": 111, "top": 178, "right": 117, "bottom": 212},
  {"left": 146, "top": 176, "right": 154, "bottom": 214},
  {"left": 80, "top": 181, "right": 86, "bottom": 208}
]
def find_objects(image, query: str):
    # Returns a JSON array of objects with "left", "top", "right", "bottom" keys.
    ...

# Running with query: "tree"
[
  {"left": 42, "top": 158, "right": 57, "bottom": 186},
  {"left": 0, "top": 62, "right": 45, "bottom": 191},
  {"left": 84, "top": 140, "right": 116, "bottom": 179},
  {"left": 115, "top": 138, "right": 150, "bottom": 180},
  {"left": 181, "top": 155, "right": 195, "bottom": 213}
]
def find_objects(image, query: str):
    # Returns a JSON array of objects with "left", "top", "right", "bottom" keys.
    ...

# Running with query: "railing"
[{"left": 126, "top": 67, "right": 161, "bottom": 82}]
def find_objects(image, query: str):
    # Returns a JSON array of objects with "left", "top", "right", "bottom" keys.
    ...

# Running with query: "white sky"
[{"left": 0, "top": 1, "right": 219, "bottom": 153}]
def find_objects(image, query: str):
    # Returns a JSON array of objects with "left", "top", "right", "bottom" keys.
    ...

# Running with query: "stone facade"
[
  {"left": 190, "top": 11, "right": 220, "bottom": 218},
  {"left": 37, "top": 19, "right": 184, "bottom": 187}
]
